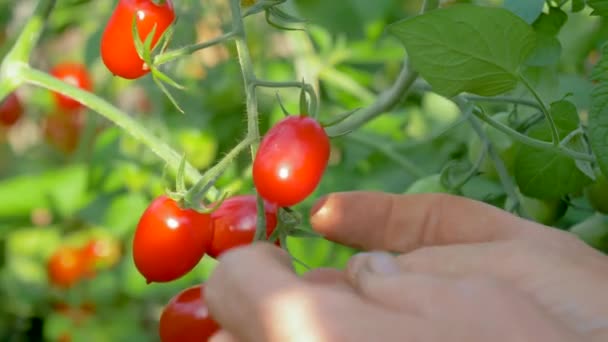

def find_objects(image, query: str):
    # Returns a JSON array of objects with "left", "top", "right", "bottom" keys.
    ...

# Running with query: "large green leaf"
[
  {"left": 388, "top": 4, "right": 536, "bottom": 97},
  {"left": 589, "top": 44, "right": 608, "bottom": 178},
  {"left": 514, "top": 100, "right": 592, "bottom": 199}
]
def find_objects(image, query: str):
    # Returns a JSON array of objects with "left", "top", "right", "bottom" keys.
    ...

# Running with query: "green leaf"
[
  {"left": 589, "top": 43, "right": 608, "bottom": 179},
  {"left": 514, "top": 100, "right": 592, "bottom": 198},
  {"left": 388, "top": 4, "right": 536, "bottom": 97},
  {"left": 524, "top": 34, "right": 561, "bottom": 66},
  {"left": 532, "top": 7, "right": 568, "bottom": 36},
  {"left": 572, "top": 0, "right": 586, "bottom": 12},
  {"left": 504, "top": 0, "right": 545, "bottom": 24},
  {"left": 588, "top": 0, "right": 608, "bottom": 16}
]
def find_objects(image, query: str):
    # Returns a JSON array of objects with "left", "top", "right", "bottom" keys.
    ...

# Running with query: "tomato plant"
[
  {"left": 49, "top": 62, "right": 93, "bottom": 111},
  {"left": 159, "top": 284, "right": 220, "bottom": 342},
  {"left": 209, "top": 194, "right": 278, "bottom": 258},
  {"left": 47, "top": 246, "right": 87, "bottom": 289},
  {"left": 467, "top": 112, "right": 516, "bottom": 179},
  {"left": 43, "top": 111, "right": 83, "bottom": 154},
  {"left": 132, "top": 195, "right": 213, "bottom": 283},
  {"left": 0, "top": 92, "right": 23, "bottom": 127},
  {"left": 253, "top": 115, "right": 330, "bottom": 207},
  {"left": 100, "top": 0, "right": 175, "bottom": 79}
]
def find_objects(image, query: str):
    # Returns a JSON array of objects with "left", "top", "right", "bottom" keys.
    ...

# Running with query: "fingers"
[
  {"left": 209, "top": 330, "right": 239, "bottom": 342},
  {"left": 206, "top": 243, "right": 428, "bottom": 342},
  {"left": 310, "top": 191, "right": 539, "bottom": 253},
  {"left": 302, "top": 268, "right": 352, "bottom": 290}
]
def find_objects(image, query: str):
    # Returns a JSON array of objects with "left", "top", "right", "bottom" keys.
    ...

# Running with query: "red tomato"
[
  {"left": 209, "top": 195, "right": 278, "bottom": 258},
  {"left": 47, "top": 246, "right": 87, "bottom": 288},
  {"left": 100, "top": 0, "right": 175, "bottom": 79},
  {"left": 0, "top": 93, "right": 23, "bottom": 127},
  {"left": 49, "top": 63, "right": 93, "bottom": 111},
  {"left": 159, "top": 284, "right": 220, "bottom": 342},
  {"left": 133, "top": 196, "right": 213, "bottom": 283},
  {"left": 43, "top": 111, "right": 83, "bottom": 154},
  {"left": 253, "top": 115, "right": 330, "bottom": 207}
]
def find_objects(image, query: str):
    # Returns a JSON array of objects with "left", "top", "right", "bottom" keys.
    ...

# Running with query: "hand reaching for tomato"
[{"left": 205, "top": 192, "right": 608, "bottom": 342}]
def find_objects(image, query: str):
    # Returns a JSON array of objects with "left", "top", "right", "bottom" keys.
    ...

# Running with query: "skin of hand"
[{"left": 205, "top": 192, "right": 608, "bottom": 341}]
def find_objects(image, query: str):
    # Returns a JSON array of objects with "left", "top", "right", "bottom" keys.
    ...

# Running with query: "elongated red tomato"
[
  {"left": 50, "top": 62, "right": 93, "bottom": 111},
  {"left": 209, "top": 195, "right": 278, "bottom": 258},
  {"left": 253, "top": 115, "right": 330, "bottom": 207},
  {"left": 0, "top": 93, "right": 23, "bottom": 127},
  {"left": 101, "top": 0, "right": 175, "bottom": 79},
  {"left": 159, "top": 284, "right": 220, "bottom": 342},
  {"left": 133, "top": 196, "right": 213, "bottom": 283}
]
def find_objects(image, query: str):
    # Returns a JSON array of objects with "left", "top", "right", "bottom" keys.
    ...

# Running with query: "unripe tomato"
[
  {"left": 404, "top": 174, "right": 449, "bottom": 194},
  {"left": 100, "top": 0, "right": 175, "bottom": 79},
  {"left": 584, "top": 172, "right": 608, "bottom": 214},
  {"left": 43, "top": 111, "right": 83, "bottom": 154},
  {"left": 253, "top": 115, "right": 330, "bottom": 207},
  {"left": 47, "top": 246, "right": 87, "bottom": 288},
  {"left": 159, "top": 284, "right": 220, "bottom": 342},
  {"left": 49, "top": 62, "right": 93, "bottom": 111},
  {"left": 0, "top": 92, "right": 23, "bottom": 127},
  {"left": 468, "top": 112, "right": 516, "bottom": 179},
  {"left": 507, "top": 193, "right": 567, "bottom": 226},
  {"left": 132, "top": 196, "right": 213, "bottom": 283},
  {"left": 209, "top": 195, "right": 278, "bottom": 258}
]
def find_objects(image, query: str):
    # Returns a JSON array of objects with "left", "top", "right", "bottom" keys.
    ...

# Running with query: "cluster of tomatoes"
[
  {"left": 94, "top": 0, "right": 332, "bottom": 340},
  {"left": 136, "top": 113, "right": 331, "bottom": 341},
  {"left": 47, "top": 237, "right": 121, "bottom": 289}
]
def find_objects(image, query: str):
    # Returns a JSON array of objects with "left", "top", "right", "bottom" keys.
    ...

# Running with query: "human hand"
[{"left": 205, "top": 192, "right": 607, "bottom": 341}]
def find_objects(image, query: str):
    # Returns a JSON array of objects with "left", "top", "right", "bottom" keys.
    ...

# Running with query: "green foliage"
[{"left": 388, "top": 4, "right": 536, "bottom": 97}]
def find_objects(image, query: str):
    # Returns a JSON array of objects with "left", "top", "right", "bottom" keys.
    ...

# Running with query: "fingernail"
[
  {"left": 310, "top": 195, "right": 328, "bottom": 219},
  {"left": 365, "top": 252, "right": 400, "bottom": 275}
]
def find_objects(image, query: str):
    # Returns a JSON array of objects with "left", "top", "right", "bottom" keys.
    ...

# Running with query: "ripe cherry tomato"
[
  {"left": 253, "top": 115, "right": 330, "bottom": 207},
  {"left": 43, "top": 111, "right": 83, "bottom": 154},
  {"left": 0, "top": 93, "right": 23, "bottom": 127},
  {"left": 133, "top": 195, "right": 213, "bottom": 283},
  {"left": 49, "top": 62, "right": 93, "bottom": 111},
  {"left": 209, "top": 195, "right": 278, "bottom": 258},
  {"left": 159, "top": 284, "right": 220, "bottom": 342},
  {"left": 100, "top": 0, "right": 175, "bottom": 79},
  {"left": 47, "top": 246, "right": 87, "bottom": 288}
]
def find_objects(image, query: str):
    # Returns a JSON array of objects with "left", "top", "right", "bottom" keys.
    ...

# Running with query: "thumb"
[{"left": 347, "top": 252, "right": 453, "bottom": 314}]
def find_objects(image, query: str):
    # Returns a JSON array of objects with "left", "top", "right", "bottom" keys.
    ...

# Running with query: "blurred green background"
[{"left": 0, "top": 0, "right": 607, "bottom": 341}]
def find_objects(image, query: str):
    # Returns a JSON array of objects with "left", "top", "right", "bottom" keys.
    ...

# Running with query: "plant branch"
[
  {"left": 253, "top": 79, "right": 318, "bottom": 116},
  {"left": 519, "top": 74, "right": 560, "bottom": 145},
  {"left": 465, "top": 97, "right": 595, "bottom": 162},
  {"left": 0, "top": 0, "right": 57, "bottom": 100},
  {"left": 20, "top": 66, "right": 219, "bottom": 199},
  {"left": 153, "top": 31, "right": 237, "bottom": 66},
  {"left": 462, "top": 94, "right": 543, "bottom": 111}
]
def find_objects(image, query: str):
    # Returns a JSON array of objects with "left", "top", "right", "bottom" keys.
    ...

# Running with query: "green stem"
[
  {"left": 253, "top": 79, "right": 318, "bottom": 117},
  {"left": 519, "top": 74, "right": 560, "bottom": 145},
  {"left": 325, "top": 61, "right": 418, "bottom": 137},
  {"left": 347, "top": 132, "right": 425, "bottom": 178},
  {"left": 0, "top": 0, "right": 56, "bottom": 99},
  {"left": 153, "top": 31, "right": 237, "bottom": 66},
  {"left": 20, "top": 66, "right": 218, "bottom": 198},
  {"left": 468, "top": 99, "right": 595, "bottom": 162},
  {"left": 229, "top": 0, "right": 267, "bottom": 240},
  {"left": 463, "top": 94, "right": 543, "bottom": 111}
]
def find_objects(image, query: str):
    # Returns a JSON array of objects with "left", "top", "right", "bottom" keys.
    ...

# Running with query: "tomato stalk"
[
  {"left": 253, "top": 80, "right": 318, "bottom": 118},
  {"left": 467, "top": 100, "right": 595, "bottom": 162},
  {"left": 19, "top": 66, "right": 219, "bottom": 199},
  {"left": 0, "top": 0, "right": 57, "bottom": 100},
  {"left": 519, "top": 74, "right": 561, "bottom": 146},
  {"left": 154, "top": 31, "right": 237, "bottom": 66}
]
